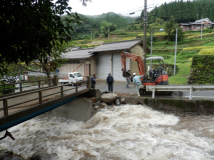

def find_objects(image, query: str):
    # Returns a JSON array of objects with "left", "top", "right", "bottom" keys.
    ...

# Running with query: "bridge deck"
[{"left": 0, "top": 83, "right": 89, "bottom": 132}]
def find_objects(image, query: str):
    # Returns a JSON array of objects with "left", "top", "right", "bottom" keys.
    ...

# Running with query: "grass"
[
  {"left": 168, "top": 63, "right": 191, "bottom": 84},
  {"left": 183, "top": 46, "right": 214, "bottom": 50},
  {"left": 198, "top": 48, "right": 214, "bottom": 55}
]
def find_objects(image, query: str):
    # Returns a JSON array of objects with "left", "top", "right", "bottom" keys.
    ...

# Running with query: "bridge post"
[
  {"left": 87, "top": 76, "right": 91, "bottom": 89},
  {"left": 38, "top": 80, "right": 41, "bottom": 89},
  {"left": 19, "top": 82, "right": 22, "bottom": 92},
  {"left": 76, "top": 83, "right": 78, "bottom": 92},
  {"left": 3, "top": 99, "right": 8, "bottom": 116},
  {"left": 39, "top": 91, "right": 42, "bottom": 104},
  {"left": 53, "top": 75, "right": 58, "bottom": 86},
  {"left": 60, "top": 86, "right": 63, "bottom": 97}
]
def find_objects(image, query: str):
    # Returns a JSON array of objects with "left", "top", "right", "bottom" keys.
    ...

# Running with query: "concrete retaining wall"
[{"left": 123, "top": 97, "right": 214, "bottom": 116}]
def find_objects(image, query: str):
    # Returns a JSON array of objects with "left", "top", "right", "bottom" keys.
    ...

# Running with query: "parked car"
[
  {"left": 0, "top": 76, "right": 20, "bottom": 83},
  {"left": 58, "top": 72, "right": 83, "bottom": 85}
]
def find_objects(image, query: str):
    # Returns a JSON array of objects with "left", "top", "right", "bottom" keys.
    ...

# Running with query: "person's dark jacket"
[
  {"left": 91, "top": 76, "right": 96, "bottom": 84},
  {"left": 106, "top": 76, "right": 114, "bottom": 84}
]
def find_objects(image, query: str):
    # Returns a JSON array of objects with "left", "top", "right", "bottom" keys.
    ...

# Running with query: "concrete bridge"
[{"left": 0, "top": 80, "right": 98, "bottom": 132}]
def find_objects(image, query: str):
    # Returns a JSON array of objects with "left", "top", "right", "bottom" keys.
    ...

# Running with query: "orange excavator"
[{"left": 121, "top": 51, "right": 170, "bottom": 95}]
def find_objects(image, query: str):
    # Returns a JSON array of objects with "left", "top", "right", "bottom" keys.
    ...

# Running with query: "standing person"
[
  {"left": 91, "top": 74, "right": 96, "bottom": 89},
  {"left": 132, "top": 73, "right": 144, "bottom": 97},
  {"left": 106, "top": 73, "right": 114, "bottom": 92},
  {"left": 125, "top": 69, "right": 131, "bottom": 88}
]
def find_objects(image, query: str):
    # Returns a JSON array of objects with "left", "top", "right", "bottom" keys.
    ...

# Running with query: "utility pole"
[
  {"left": 143, "top": 0, "right": 147, "bottom": 73},
  {"left": 150, "top": 31, "right": 153, "bottom": 69},
  {"left": 201, "top": 23, "right": 203, "bottom": 39},
  {"left": 174, "top": 28, "right": 178, "bottom": 76},
  {"left": 108, "top": 26, "right": 109, "bottom": 39},
  {"left": 197, "top": 13, "right": 198, "bottom": 20},
  {"left": 91, "top": 30, "right": 93, "bottom": 40}
]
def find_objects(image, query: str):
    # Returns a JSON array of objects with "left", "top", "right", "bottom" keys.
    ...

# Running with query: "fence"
[
  {"left": 146, "top": 85, "right": 214, "bottom": 100},
  {"left": 0, "top": 77, "right": 90, "bottom": 117},
  {"left": 0, "top": 77, "right": 57, "bottom": 96}
]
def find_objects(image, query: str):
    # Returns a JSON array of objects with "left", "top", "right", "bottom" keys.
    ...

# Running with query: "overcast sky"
[{"left": 68, "top": 0, "right": 193, "bottom": 17}]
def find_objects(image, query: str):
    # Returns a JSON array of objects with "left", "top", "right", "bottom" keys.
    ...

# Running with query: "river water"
[{"left": 1, "top": 104, "right": 214, "bottom": 160}]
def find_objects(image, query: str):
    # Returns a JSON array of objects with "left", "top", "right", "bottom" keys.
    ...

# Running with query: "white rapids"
[{"left": 1, "top": 104, "right": 214, "bottom": 160}]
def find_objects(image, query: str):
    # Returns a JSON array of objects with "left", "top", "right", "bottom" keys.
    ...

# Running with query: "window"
[
  {"left": 74, "top": 73, "right": 82, "bottom": 77},
  {"left": 196, "top": 26, "right": 200, "bottom": 29},
  {"left": 70, "top": 74, "right": 75, "bottom": 78}
]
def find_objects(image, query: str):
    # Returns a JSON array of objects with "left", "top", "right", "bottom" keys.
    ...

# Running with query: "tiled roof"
[
  {"left": 62, "top": 48, "right": 94, "bottom": 59},
  {"left": 90, "top": 39, "right": 142, "bottom": 52}
]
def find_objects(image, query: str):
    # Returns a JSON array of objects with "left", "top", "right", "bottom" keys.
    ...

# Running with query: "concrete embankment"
[
  {"left": 122, "top": 96, "right": 214, "bottom": 116},
  {"left": 86, "top": 89, "right": 214, "bottom": 117}
]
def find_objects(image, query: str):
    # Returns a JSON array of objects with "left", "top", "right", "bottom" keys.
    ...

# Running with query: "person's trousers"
[
  {"left": 91, "top": 83, "right": 95, "bottom": 89},
  {"left": 135, "top": 84, "right": 143, "bottom": 92},
  {"left": 108, "top": 83, "right": 113, "bottom": 92},
  {"left": 126, "top": 78, "right": 130, "bottom": 87}
]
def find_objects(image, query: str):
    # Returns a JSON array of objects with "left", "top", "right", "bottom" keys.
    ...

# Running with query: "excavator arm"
[{"left": 121, "top": 51, "right": 145, "bottom": 77}]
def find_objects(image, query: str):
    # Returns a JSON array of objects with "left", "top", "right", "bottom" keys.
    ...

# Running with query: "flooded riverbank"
[{"left": 1, "top": 104, "right": 214, "bottom": 160}]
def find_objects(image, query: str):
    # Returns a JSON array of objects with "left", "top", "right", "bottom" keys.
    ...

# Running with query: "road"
[{"left": 95, "top": 80, "right": 214, "bottom": 100}]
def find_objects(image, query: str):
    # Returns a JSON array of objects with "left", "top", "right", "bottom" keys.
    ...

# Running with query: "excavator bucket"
[{"left": 123, "top": 71, "right": 131, "bottom": 77}]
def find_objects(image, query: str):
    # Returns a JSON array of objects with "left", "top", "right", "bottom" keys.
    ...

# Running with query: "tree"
[
  {"left": 164, "top": 16, "right": 177, "bottom": 41},
  {"left": 0, "top": 0, "right": 85, "bottom": 76},
  {"left": 19, "top": 42, "right": 69, "bottom": 80},
  {"left": 100, "top": 21, "right": 116, "bottom": 37},
  {"left": 155, "top": 18, "right": 164, "bottom": 25}
]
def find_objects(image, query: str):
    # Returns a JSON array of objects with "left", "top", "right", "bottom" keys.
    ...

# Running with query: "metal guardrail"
[
  {"left": 0, "top": 77, "right": 90, "bottom": 117},
  {"left": 146, "top": 85, "right": 214, "bottom": 100}
]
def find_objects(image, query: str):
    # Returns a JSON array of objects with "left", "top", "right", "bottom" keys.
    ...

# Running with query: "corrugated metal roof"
[
  {"left": 62, "top": 48, "right": 94, "bottom": 59},
  {"left": 90, "top": 39, "right": 142, "bottom": 52},
  {"left": 180, "top": 23, "right": 191, "bottom": 26}
]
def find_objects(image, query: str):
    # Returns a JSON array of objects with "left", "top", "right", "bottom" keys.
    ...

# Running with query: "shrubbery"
[{"left": 0, "top": 83, "right": 14, "bottom": 95}]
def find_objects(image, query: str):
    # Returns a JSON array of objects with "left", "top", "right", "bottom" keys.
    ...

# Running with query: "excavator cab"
[{"left": 146, "top": 56, "right": 168, "bottom": 83}]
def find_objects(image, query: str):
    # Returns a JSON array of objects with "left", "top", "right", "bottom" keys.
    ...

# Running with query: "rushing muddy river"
[{"left": 1, "top": 104, "right": 214, "bottom": 160}]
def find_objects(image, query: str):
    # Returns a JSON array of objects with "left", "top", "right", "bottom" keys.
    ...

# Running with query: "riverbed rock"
[
  {"left": 100, "top": 102, "right": 108, "bottom": 108},
  {"left": 115, "top": 99, "right": 120, "bottom": 105},
  {"left": 3, "top": 156, "right": 24, "bottom": 160},
  {"left": 94, "top": 106, "right": 100, "bottom": 110},
  {"left": 94, "top": 100, "right": 101, "bottom": 107},
  {"left": 101, "top": 93, "right": 118, "bottom": 103},
  {"left": 120, "top": 98, "right": 126, "bottom": 104},
  {"left": 30, "top": 152, "right": 58, "bottom": 160},
  {"left": 0, "top": 150, "right": 13, "bottom": 159}
]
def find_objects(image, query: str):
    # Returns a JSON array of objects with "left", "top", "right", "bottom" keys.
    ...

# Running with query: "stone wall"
[{"left": 188, "top": 55, "right": 214, "bottom": 84}]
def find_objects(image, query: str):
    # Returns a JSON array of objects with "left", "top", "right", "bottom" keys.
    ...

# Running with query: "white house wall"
[
  {"left": 59, "top": 63, "right": 85, "bottom": 77},
  {"left": 95, "top": 52, "right": 128, "bottom": 81},
  {"left": 96, "top": 53, "right": 111, "bottom": 80}
]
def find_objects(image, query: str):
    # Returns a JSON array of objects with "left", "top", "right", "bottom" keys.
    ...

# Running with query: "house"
[
  {"left": 59, "top": 48, "right": 95, "bottom": 77},
  {"left": 195, "top": 18, "right": 212, "bottom": 27},
  {"left": 179, "top": 22, "right": 204, "bottom": 31},
  {"left": 59, "top": 39, "right": 150, "bottom": 81},
  {"left": 90, "top": 39, "right": 150, "bottom": 81}
]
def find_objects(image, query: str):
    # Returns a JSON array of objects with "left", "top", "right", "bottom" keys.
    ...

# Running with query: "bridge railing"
[
  {"left": 0, "top": 77, "right": 57, "bottom": 95},
  {"left": 146, "top": 85, "right": 214, "bottom": 100},
  {"left": 0, "top": 78, "right": 90, "bottom": 117}
]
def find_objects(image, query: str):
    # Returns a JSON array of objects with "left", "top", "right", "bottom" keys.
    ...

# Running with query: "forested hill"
[
  {"left": 86, "top": 12, "right": 135, "bottom": 28},
  {"left": 63, "top": 12, "right": 135, "bottom": 40},
  {"left": 144, "top": 0, "right": 214, "bottom": 23}
]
